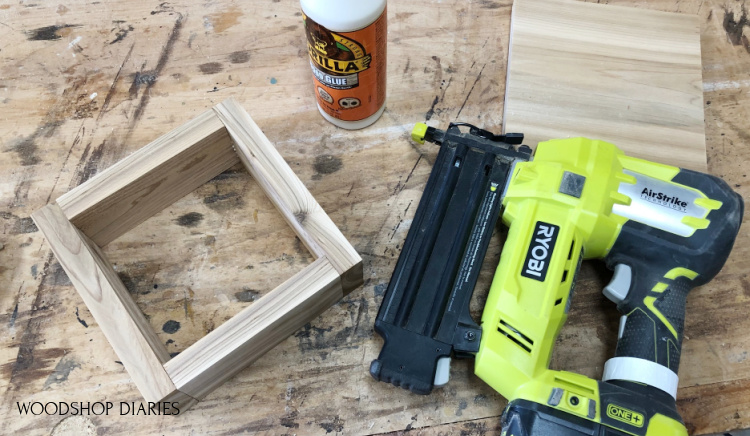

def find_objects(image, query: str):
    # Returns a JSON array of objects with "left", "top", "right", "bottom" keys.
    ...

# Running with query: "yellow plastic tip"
[
  {"left": 411, "top": 123, "right": 428, "bottom": 144},
  {"left": 695, "top": 197, "right": 723, "bottom": 211}
]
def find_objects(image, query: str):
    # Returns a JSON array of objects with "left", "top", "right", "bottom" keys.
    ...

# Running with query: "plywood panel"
[{"left": 503, "top": 0, "right": 707, "bottom": 171}]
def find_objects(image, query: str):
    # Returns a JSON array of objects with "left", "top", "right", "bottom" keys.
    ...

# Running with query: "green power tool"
[{"left": 371, "top": 123, "right": 744, "bottom": 436}]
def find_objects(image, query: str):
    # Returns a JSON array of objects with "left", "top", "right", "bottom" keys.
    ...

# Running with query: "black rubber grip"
[
  {"left": 606, "top": 169, "right": 743, "bottom": 374},
  {"left": 614, "top": 263, "right": 693, "bottom": 371}
]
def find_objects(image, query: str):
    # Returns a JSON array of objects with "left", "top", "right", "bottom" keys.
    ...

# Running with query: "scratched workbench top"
[{"left": 1, "top": 0, "right": 749, "bottom": 434}]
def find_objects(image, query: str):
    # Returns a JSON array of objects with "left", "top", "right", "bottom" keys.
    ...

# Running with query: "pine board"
[{"left": 503, "top": 0, "right": 707, "bottom": 171}]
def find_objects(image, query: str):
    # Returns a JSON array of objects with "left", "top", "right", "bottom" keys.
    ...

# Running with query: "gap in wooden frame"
[{"left": 101, "top": 162, "right": 314, "bottom": 356}]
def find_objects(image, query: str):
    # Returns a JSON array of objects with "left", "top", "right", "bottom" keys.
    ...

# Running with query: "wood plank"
[
  {"left": 677, "top": 378, "right": 750, "bottom": 435},
  {"left": 213, "top": 98, "right": 363, "bottom": 293},
  {"left": 30, "top": 204, "right": 189, "bottom": 405},
  {"left": 503, "top": 0, "right": 707, "bottom": 171},
  {"left": 164, "top": 256, "right": 343, "bottom": 399},
  {"left": 57, "top": 109, "right": 238, "bottom": 246}
]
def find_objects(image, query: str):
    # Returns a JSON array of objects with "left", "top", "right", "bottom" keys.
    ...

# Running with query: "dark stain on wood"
[
  {"left": 199, "top": 62, "right": 224, "bottom": 75},
  {"left": 313, "top": 154, "right": 343, "bottom": 177},
  {"left": 162, "top": 319, "right": 181, "bottom": 334},
  {"left": 50, "top": 262, "right": 72, "bottom": 286},
  {"left": 118, "top": 271, "right": 140, "bottom": 294},
  {"left": 110, "top": 20, "right": 134, "bottom": 44},
  {"left": 11, "top": 217, "right": 38, "bottom": 234},
  {"left": 116, "top": 261, "right": 162, "bottom": 295},
  {"left": 78, "top": 139, "right": 107, "bottom": 184},
  {"left": 130, "top": 14, "right": 183, "bottom": 126},
  {"left": 373, "top": 283, "right": 386, "bottom": 296},
  {"left": 294, "top": 323, "right": 334, "bottom": 354},
  {"left": 473, "top": 394, "right": 490, "bottom": 406},
  {"left": 203, "top": 191, "right": 244, "bottom": 211},
  {"left": 175, "top": 212, "right": 204, "bottom": 227},
  {"left": 456, "top": 63, "right": 486, "bottom": 119},
  {"left": 9, "top": 303, "right": 18, "bottom": 328},
  {"left": 98, "top": 42, "right": 134, "bottom": 121},
  {"left": 3, "top": 212, "right": 37, "bottom": 234},
  {"left": 25, "top": 24, "right": 80, "bottom": 41},
  {"left": 425, "top": 95, "right": 439, "bottom": 121},
  {"left": 235, "top": 288, "right": 260, "bottom": 302},
  {"left": 229, "top": 50, "right": 250, "bottom": 64},
  {"left": 293, "top": 298, "right": 369, "bottom": 359},
  {"left": 219, "top": 417, "right": 276, "bottom": 434},
  {"left": 128, "top": 71, "right": 158, "bottom": 99},
  {"left": 5, "top": 255, "right": 69, "bottom": 389},
  {"left": 9, "top": 121, "right": 62, "bottom": 166},
  {"left": 723, "top": 6, "right": 750, "bottom": 53},
  {"left": 12, "top": 178, "right": 31, "bottom": 208},
  {"left": 460, "top": 419, "right": 498, "bottom": 434},
  {"left": 72, "top": 94, "right": 98, "bottom": 119},
  {"left": 43, "top": 355, "right": 81, "bottom": 389},
  {"left": 150, "top": 2, "right": 176, "bottom": 16},
  {"left": 741, "top": 275, "right": 750, "bottom": 299},
  {"left": 279, "top": 410, "right": 299, "bottom": 428},
  {"left": 395, "top": 12, "right": 417, "bottom": 22},
  {"left": 479, "top": 0, "right": 502, "bottom": 9},
  {"left": 293, "top": 236, "right": 313, "bottom": 261},
  {"left": 455, "top": 398, "right": 468, "bottom": 416},
  {"left": 319, "top": 415, "right": 345, "bottom": 434},
  {"left": 3, "top": 347, "right": 67, "bottom": 388},
  {"left": 75, "top": 307, "right": 89, "bottom": 328}
]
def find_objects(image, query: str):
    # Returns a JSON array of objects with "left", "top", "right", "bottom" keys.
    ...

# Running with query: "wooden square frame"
[{"left": 31, "top": 98, "right": 363, "bottom": 412}]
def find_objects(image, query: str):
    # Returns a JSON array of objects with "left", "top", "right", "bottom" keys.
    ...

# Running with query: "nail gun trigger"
[{"left": 603, "top": 264, "right": 632, "bottom": 304}]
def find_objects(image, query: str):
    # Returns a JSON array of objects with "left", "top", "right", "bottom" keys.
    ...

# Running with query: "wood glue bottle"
[{"left": 301, "top": 0, "right": 387, "bottom": 129}]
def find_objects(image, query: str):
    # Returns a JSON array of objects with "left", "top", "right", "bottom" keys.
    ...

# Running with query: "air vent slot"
[{"left": 498, "top": 319, "right": 533, "bottom": 353}]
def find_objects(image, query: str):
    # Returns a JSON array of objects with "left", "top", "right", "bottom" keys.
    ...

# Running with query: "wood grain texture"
[
  {"left": 214, "top": 99, "right": 363, "bottom": 293},
  {"left": 57, "top": 109, "right": 238, "bottom": 246},
  {"left": 30, "top": 204, "right": 187, "bottom": 404},
  {"left": 2, "top": 0, "right": 748, "bottom": 434},
  {"left": 503, "top": 0, "right": 707, "bottom": 171},
  {"left": 164, "top": 256, "right": 343, "bottom": 399},
  {"left": 33, "top": 99, "right": 362, "bottom": 411}
]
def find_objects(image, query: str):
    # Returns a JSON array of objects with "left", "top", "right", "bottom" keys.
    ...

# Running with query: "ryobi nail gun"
[{"left": 370, "top": 123, "right": 743, "bottom": 435}]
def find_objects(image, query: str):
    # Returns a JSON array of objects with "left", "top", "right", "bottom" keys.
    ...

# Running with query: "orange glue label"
[{"left": 304, "top": 9, "right": 387, "bottom": 122}]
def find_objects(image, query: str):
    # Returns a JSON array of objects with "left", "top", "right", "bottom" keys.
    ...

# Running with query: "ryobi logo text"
[
  {"left": 606, "top": 404, "right": 644, "bottom": 428},
  {"left": 521, "top": 222, "right": 559, "bottom": 282}
]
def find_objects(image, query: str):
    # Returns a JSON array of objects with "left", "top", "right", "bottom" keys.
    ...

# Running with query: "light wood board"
[{"left": 503, "top": 0, "right": 708, "bottom": 172}]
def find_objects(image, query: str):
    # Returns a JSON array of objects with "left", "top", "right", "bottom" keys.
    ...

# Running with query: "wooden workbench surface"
[{"left": 1, "top": 0, "right": 748, "bottom": 434}]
